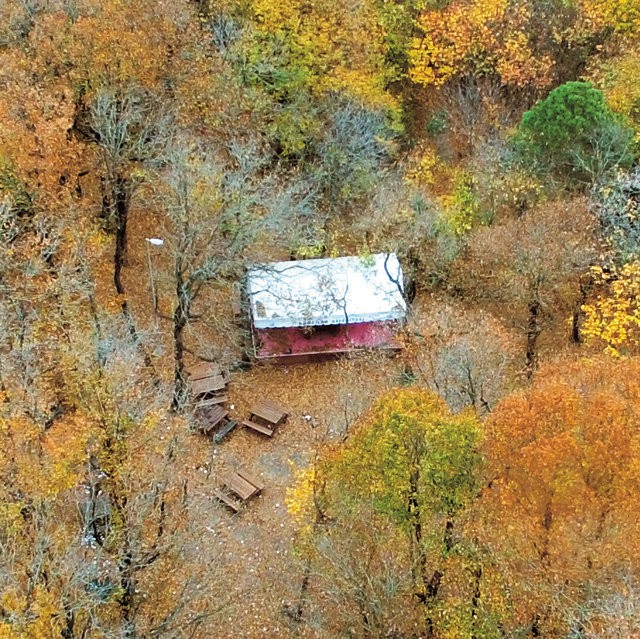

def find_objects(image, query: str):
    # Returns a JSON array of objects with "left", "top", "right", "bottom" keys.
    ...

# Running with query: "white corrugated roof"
[{"left": 247, "top": 253, "right": 406, "bottom": 329}]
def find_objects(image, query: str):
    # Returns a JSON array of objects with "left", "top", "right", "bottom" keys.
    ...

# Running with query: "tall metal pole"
[
  {"left": 146, "top": 239, "right": 157, "bottom": 313},
  {"left": 145, "top": 238, "right": 163, "bottom": 318}
]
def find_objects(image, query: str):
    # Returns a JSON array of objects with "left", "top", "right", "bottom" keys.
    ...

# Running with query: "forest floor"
[
  {"left": 179, "top": 355, "right": 405, "bottom": 638},
  {"left": 116, "top": 212, "right": 581, "bottom": 638}
]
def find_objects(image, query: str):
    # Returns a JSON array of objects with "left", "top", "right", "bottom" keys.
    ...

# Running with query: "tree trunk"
[
  {"left": 113, "top": 176, "right": 130, "bottom": 306},
  {"left": 61, "top": 607, "right": 76, "bottom": 639},
  {"left": 106, "top": 173, "right": 143, "bottom": 345},
  {"left": 409, "top": 463, "right": 456, "bottom": 636},
  {"left": 470, "top": 565, "right": 483, "bottom": 639},
  {"left": 539, "top": 500, "right": 553, "bottom": 564},
  {"left": 408, "top": 468, "right": 425, "bottom": 594},
  {"left": 107, "top": 464, "right": 138, "bottom": 639},
  {"left": 531, "top": 613, "right": 542, "bottom": 637},
  {"left": 171, "top": 278, "right": 190, "bottom": 412},
  {"left": 571, "top": 273, "right": 592, "bottom": 344},
  {"left": 117, "top": 544, "right": 137, "bottom": 639},
  {"left": 525, "top": 297, "right": 542, "bottom": 379}
]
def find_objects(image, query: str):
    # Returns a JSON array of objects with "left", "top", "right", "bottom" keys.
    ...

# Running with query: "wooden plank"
[
  {"left": 213, "top": 488, "right": 241, "bottom": 512},
  {"left": 236, "top": 469, "right": 264, "bottom": 492},
  {"left": 187, "top": 362, "right": 222, "bottom": 381},
  {"left": 243, "top": 420, "right": 274, "bottom": 437},
  {"left": 224, "top": 472, "right": 258, "bottom": 501}
]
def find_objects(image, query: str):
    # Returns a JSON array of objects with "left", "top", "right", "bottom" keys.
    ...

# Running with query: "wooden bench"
[
  {"left": 213, "top": 488, "right": 242, "bottom": 513},
  {"left": 196, "top": 394, "right": 229, "bottom": 408},
  {"left": 243, "top": 419, "right": 274, "bottom": 437},
  {"left": 214, "top": 419, "right": 238, "bottom": 444}
]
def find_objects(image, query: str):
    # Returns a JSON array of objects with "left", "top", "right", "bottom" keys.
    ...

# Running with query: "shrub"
[{"left": 515, "top": 81, "right": 634, "bottom": 186}]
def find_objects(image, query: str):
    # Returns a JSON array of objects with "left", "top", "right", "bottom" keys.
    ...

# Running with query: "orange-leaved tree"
[{"left": 480, "top": 356, "right": 640, "bottom": 636}]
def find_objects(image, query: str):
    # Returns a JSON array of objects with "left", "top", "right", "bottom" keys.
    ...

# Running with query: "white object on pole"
[{"left": 144, "top": 238, "right": 163, "bottom": 315}]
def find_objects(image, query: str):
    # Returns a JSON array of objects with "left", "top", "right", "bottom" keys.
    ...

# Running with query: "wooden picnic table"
[
  {"left": 214, "top": 469, "right": 265, "bottom": 512},
  {"left": 186, "top": 361, "right": 222, "bottom": 381},
  {"left": 225, "top": 474, "right": 253, "bottom": 499},
  {"left": 223, "top": 471, "right": 263, "bottom": 501},
  {"left": 248, "top": 399, "right": 287, "bottom": 426},
  {"left": 197, "top": 404, "right": 229, "bottom": 436},
  {"left": 190, "top": 373, "right": 227, "bottom": 398}
]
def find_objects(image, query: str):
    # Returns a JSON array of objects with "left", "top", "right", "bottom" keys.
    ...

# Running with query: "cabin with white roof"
[{"left": 246, "top": 253, "right": 407, "bottom": 361}]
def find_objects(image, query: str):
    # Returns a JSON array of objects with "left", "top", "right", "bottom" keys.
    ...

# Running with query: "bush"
[{"left": 515, "top": 81, "right": 634, "bottom": 186}]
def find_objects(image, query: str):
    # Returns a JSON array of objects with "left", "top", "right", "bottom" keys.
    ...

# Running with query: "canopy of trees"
[
  {"left": 287, "top": 360, "right": 640, "bottom": 637},
  {"left": 0, "top": 0, "right": 639, "bottom": 637}
]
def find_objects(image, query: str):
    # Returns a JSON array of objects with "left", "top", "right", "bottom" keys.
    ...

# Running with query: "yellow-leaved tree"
[
  {"left": 582, "top": 261, "right": 640, "bottom": 355},
  {"left": 590, "top": 45, "right": 640, "bottom": 141},
  {"left": 245, "top": 0, "right": 397, "bottom": 111},
  {"left": 409, "top": 0, "right": 510, "bottom": 88},
  {"left": 409, "top": 0, "right": 640, "bottom": 91},
  {"left": 286, "top": 388, "right": 499, "bottom": 638}
]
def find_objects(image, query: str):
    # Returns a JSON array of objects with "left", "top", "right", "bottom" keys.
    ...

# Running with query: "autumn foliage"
[
  {"left": 410, "top": 0, "right": 640, "bottom": 90},
  {"left": 582, "top": 261, "right": 640, "bottom": 355},
  {"left": 480, "top": 356, "right": 640, "bottom": 636},
  {"left": 288, "top": 359, "right": 640, "bottom": 637},
  {"left": 1, "top": 0, "right": 640, "bottom": 637}
]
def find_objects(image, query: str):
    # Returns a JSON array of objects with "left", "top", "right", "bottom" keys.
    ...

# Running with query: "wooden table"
[
  {"left": 191, "top": 374, "right": 227, "bottom": 398},
  {"left": 223, "top": 470, "right": 264, "bottom": 501},
  {"left": 214, "top": 470, "right": 264, "bottom": 512},
  {"left": 197, "top": 405, "right": 229, "bottom": 436},
  {"left": 187, "top": 361, "right": 222, "bottom": 381},
  {"left": 248, "top": 399, "right": 287, "bottom": 426}
]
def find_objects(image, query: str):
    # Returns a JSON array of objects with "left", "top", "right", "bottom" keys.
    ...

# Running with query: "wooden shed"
[{"left": 246, "top": 253, "right": 407, "bottom": 362}]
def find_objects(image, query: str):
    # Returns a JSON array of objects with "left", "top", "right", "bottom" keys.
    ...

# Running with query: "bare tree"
[
  {"left": 567, "top": 570, "right": 640, "bottom": 639},
  {"left": 155, "top": 136, "right": 295, "bottom": 410},
  {"left": 72, "top": 85, "right": 171, "bottom": 321},
  {"left": 1, "top": 309, "right": 224, "bottom": 639},
  {"left": 411, "top": 303, "right": 519, "bottom": 414},
  {"left": 291, "top": 505, "right": 419, "bottom": 639},
  {"left": 453, "top": 198, "right": 598, "bottom": 376},
  {"left": 590, "top": 165, "right": 640, "bottom": 263}
]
